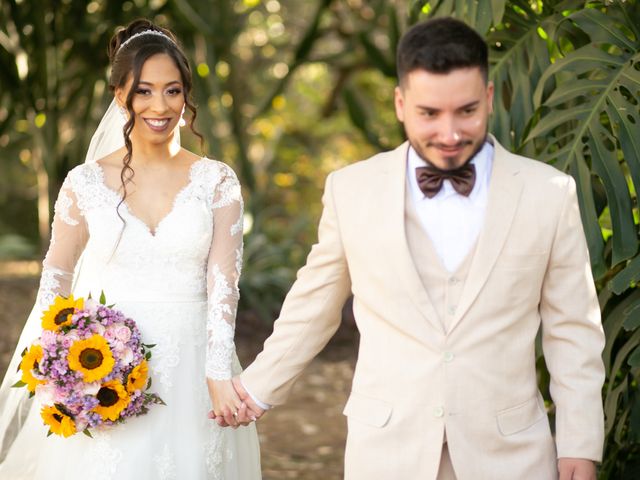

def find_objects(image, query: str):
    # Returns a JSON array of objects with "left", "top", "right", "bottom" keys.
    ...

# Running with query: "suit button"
[
  {"left": 444, "top": 351, "right": 455, "bottom": 363},
  {"left": 448, "top": 277, "right": 459, "bottom": 285},
  {"left": 447, "top": 305, "right": 456, "bottom": 315},
  {"left": 433, "top": 406, "right": 444, "bottom": 418}
]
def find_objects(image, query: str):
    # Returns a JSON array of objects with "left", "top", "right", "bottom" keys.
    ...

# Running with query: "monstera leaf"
[
  {"left": 487, "top": 0, "right": 563, "bottom": 150},
  {"left": 528, "top": 7, "right": 640, "bottom": 276}
]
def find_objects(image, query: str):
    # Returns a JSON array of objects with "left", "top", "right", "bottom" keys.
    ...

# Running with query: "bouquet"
[{"left": 13, "top": 292, "right": 164, "bottom": 437}]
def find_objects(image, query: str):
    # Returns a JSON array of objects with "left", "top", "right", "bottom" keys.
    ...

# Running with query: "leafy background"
[{"left": 1, "top": 0, "right": 638, "bottom": 476}]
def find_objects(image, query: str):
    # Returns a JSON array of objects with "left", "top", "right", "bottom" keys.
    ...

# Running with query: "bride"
[{"left": 0, "top": 19, "right": 261, "bottom": 479}]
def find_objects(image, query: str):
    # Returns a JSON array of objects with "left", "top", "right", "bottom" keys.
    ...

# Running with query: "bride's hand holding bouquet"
[{"left": 14, "top": 293, "right": 164, "bottom": 438}]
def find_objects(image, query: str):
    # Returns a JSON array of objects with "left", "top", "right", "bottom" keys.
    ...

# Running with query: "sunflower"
[
  {"left": 68, "top": 335, "right": 115, "bottom": 382},
  {"left": 41, "top": 295, "right": 84, "bottom": 331},
  {"left": 41, "top": 404, "right": 76, "bottom": 437},
  {"left": 20, "top": 344, "right": 44, "bottom": 392},
  {"left": 93, "top": 380, "right": 130, "bottom": 421},
  {"left": 126, "top": 360, "right": 149, "bottom": 393}
]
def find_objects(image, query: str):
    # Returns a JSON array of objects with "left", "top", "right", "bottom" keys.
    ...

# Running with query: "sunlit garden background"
[{"left": 1, "top": 0, "right": 639, "bottom": 478}]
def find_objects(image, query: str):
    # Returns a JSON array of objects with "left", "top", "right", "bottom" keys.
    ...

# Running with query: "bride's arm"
[
  {"left": 205, "top": 163, "right": 244, "bottom": 425},
  {"left": 38, "top": 173, "right": 89, "bottom": 308}
]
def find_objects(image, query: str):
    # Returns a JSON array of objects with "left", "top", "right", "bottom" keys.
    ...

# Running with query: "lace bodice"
[{"left": 41, "top": 158, "right": 243, "bottom": 379}]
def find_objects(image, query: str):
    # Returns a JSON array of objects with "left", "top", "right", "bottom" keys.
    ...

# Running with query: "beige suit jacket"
[{"left": 241, "top": 138, "right": 605, "bottom": 479}]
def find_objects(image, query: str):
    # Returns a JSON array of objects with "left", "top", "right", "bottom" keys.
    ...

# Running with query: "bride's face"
[{"left": 116, "top": 53, "right": 185, "bottom": 146}]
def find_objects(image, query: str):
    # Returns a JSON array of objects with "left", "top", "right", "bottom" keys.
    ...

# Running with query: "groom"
[{"left": 231, "top": 17, "right": 605, "bottom": 479}]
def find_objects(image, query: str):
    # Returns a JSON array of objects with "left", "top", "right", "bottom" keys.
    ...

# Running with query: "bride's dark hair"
[{"left": 107, "top": 19, "right": 203, "bottom": 214}]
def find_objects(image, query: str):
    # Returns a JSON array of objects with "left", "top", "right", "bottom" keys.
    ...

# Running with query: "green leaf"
[
  {"left": 604, "top": 377, "right": 627, "bottom": 437},
  {"left": 83, "top": 428, "right": 93, "bottom": 438},
  {"left": 623, "top": 302, "right": 640, "bottom": 332},
  {"left": 11, "top": 380, "right": 26, "bottom": 388},
  {"left": 490, "top": 0, "right": 506, "bottom": 26},
  {"left": 99, "top": 290, "right": 106, "bottom": 305},
  {"left": 610, "top": 254, "right": 640, "bottom": 294},
  {"left": 628, "top": 346, "right": 640, "bottom": 367},
  {"left": 570, "top": 157, "right": 607, "bottom": 279},
  {"left": 601, "top": 290, "right": 640, "bottom": 376},
  {"left": 629, "top": 395, "right": 640, "bottom": 443},
  {"left": 474, "top": 0, "right": 493, "bottom": 34},
  {"left": 587, "top": 134, "right": 636, "bottom": 265}
]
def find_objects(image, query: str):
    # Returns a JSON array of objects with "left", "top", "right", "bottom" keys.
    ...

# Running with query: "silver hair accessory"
[{"left": 117, "top": 29, "right": 173, "bottom": 53}]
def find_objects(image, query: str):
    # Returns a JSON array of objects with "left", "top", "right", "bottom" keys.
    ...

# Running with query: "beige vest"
[
  {"left": 404, "top": 189, "right": 476, "bottom": 334},
  {"left": 404, "top": 189, "right": 476, "bottom": 477}
]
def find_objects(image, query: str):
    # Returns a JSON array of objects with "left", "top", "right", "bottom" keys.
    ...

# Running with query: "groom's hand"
[
  {"left": 232, "top": 377, "right": 265, "bottom": 424},
  {"left": 558, "top": 458, "right": 596, "bottom": 480}
]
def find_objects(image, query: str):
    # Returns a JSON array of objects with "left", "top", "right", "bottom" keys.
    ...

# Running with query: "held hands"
[
  {"left": 558, "top": 458, "right": 596, "bottom": 480},
  {"left": 207, "top": 377, "right": 265, "bottom": 428},
  {"left": 206, "top": 378, "right": 242, "bottom": 428}
]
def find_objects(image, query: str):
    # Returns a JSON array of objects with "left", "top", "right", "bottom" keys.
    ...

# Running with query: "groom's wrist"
[{"left": 241, "top": 379, "right": 271, "bottom": 410}]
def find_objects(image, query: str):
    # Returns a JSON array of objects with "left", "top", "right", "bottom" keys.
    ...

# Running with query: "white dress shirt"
[{"left": 407, "top": 142, "right": 493, "bottom": 272}]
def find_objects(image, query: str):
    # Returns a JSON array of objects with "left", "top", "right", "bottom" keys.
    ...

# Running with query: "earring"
[
  {"left": 179, "top": 116, "right": 186, "bottom": 127},
  {"left": 118, "top": 105, "right": 127, "bottom": 119}
]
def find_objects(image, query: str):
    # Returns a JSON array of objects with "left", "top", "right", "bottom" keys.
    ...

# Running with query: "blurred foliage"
[
  {"left": 0, "top": 0, "right": 404, "bottom": 315},
  {"left": 2, "top": 0, "right": 640, "bottom": 475}
]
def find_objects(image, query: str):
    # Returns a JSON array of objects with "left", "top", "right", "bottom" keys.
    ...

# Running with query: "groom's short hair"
[{"left": 396, "top": 17, "right": 488, "bottom": 86}]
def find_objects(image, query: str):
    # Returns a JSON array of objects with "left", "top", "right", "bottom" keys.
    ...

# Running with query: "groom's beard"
[{"left": 412, "top": 131, "right": 488, "bottom": 172}]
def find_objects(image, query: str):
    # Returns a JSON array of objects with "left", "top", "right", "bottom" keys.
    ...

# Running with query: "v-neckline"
[{"left": 93, "top": 158, "right": 204, "bottom": 237}]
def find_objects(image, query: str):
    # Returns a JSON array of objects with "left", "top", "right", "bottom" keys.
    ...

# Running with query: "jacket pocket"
[
  {"left": 496, "top": 396, "right": 546, "bottom": 436},
  {"left": 343, "top": 391, "right": 393, "bottom": 428}
]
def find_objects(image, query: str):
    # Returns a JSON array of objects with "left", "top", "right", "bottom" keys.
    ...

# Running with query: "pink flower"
[
  {"left": 83, "top": 297, "right": 99, "bottom": 312},
  {"left": 61, "top": 331, "right": 80, "bottom": 348},
  {"left": 116, "top": 346, "right": 134, "bottom": 366},
  {"left": 35, "top": 383, "right": 66, "bottom": 405},
  {"left": 35, "top": 383, "right": 56, "bottom": 405},
  {"left": 113, "top": 325, "right": 132, "bottom": 343},
  {"left": 91, "top": 323, "right": 106, "bottom": 336},
  {"left": 40, "top": 330, "right": 57, "bottom": 347}
]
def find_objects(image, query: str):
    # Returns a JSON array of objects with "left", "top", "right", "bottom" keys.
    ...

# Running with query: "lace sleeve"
[
  {"left": 39, "top": 174, "right": 89, "bottom": 307},
  {"left": 205, "top": 164, "right": 244, "bottom": 380}
]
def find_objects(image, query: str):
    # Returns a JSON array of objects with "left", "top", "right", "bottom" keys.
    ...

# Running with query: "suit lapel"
[
  {"left": 448, "top": 137, "right": 524, "bottom": 332},
  {"left": 381, "top": 142, "right": 444, "bottom": 336}
]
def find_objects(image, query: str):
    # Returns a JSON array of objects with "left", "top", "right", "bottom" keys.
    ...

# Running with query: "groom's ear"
[
  {"left": 486, "top": 80, "right": 495, "bottom": 115},
  {"left": 394, "top": 85, "right": 405, "bottom": 123}
]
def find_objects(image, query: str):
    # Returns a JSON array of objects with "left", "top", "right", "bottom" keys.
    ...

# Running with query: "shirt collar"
[{"left": 407, "top": 141, "right": 494, "bottom": 201}]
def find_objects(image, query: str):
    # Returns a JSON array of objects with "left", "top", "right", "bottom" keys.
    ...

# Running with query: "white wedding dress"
[{"left": 0, "top": 158, "right": 261, "bottom": 479}]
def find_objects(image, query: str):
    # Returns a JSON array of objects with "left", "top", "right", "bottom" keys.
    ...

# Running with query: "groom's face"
[{"left": 394, "top": 67, "right": 493, "bottom": 171}]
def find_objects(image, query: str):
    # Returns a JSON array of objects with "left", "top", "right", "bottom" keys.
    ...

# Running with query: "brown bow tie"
[{"left": 415, "top": 162, "right": 476, "bottom": 198}]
